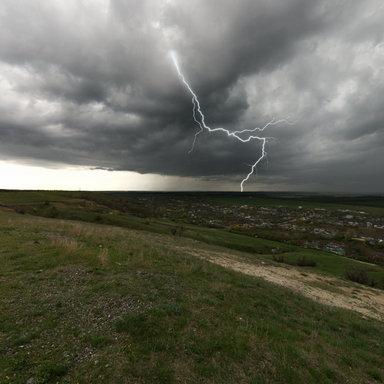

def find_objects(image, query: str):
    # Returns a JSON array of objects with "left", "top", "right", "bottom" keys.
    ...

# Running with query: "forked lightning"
[{"left": 170, "top": 51, "right": 293, "bottom": 192}]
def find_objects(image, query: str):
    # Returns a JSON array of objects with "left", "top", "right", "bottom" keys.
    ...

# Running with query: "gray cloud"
[{"left": 0, "top": 0, "right": 383, "bottom": 191}]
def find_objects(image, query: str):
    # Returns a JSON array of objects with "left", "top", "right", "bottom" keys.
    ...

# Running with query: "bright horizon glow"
[
  {"left": 0, "top": 161, "right": 254, "bottom": 191},
  {"left": 0, "top": 161, "right": 370, "bottom": 193},
  {"left": 0, "top": 161, "right": 196, "bottom": 191}
]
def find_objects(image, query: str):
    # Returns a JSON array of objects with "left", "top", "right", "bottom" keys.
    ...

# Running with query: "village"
[{"left": 128, "top": 193, "right": 384, "bottom": 266}]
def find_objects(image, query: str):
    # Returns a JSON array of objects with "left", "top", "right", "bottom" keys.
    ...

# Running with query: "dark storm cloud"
[{"left": 0, "top": 0, "right": 383, "bottom": 191}]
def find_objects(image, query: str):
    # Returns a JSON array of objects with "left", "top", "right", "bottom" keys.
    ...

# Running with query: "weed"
[
  {"left": 98, "top": 247, "right": 109, "bottom": 266},
  {"left": 50, "top": 236, "right": 79, "bottom": 253}
]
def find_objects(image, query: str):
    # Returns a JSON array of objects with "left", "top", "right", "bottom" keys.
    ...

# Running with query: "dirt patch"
[
  {"left": 5, "top": 212, "right": 383, "bottom": 322},
  {"left": 174, "top": 246, "right": 384, "bottom": 322}
]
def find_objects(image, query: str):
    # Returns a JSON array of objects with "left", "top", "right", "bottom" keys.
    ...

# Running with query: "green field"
[
  {"left": 1, "top": 210, "right": 384, "bottom": 383},
  {"left": 1, "top": 191, "right": 384, "bottom": 383},
  {"left": 1, "top": 191, "right": 383, "bottom": 288},
  {"left": 209, "top": 194, "right": 384, "bottom": 216}
]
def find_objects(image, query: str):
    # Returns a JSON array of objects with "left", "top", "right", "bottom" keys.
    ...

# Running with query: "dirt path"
[
  {"left": 174, "top": 245, "right": 384, "bottom": 321},
  {"left": 3, "top": 210, "right": 383, "bottom": 321}
]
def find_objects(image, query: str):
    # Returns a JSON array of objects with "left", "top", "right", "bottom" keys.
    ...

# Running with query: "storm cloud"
[{"left": 0, "top": 0, "right": 383, "bottom": 191}]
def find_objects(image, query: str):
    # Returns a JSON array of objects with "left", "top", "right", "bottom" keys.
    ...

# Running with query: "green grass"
[
  {"left": 210, "top": 195, "right": 384, "bottom": 215},
  {"left": 1, "top": 190, "right": 383, "bottom": 289},
  {"left": 259, "top": 249, "right": 384, "bottom": 285},
  {"left": 0, "top": 190, "right": 78, "bottom": 204},
  {"left": 0, "top": 210, "right": 384, "bottom": 383}
]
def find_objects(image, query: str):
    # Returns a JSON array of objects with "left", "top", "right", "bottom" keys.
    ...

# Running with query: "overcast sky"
[{"left": 0, "top": 0, "right": 383, "bottom": 192}]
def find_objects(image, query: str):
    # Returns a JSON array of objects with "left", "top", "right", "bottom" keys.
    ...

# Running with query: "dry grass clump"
[
  {"left": 98, "top": 247, "right": 109, "bottom": 266},
  {"left": 69, "top": 224, "right": 85, "bottom": 237},
  {"left": 50, "top": 236, "right": 80, "bottom": 253}
]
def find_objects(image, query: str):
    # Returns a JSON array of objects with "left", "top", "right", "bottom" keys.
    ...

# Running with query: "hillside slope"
[{"left": 1, "top": 210, "right": 384, "bottom": 383}]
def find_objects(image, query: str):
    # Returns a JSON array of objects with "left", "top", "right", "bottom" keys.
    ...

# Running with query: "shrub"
[
  {"left": 273, "top": 254, "right": 285, "bottom": 263},
  {"left": 345, "top": 268, "right": 376, "bottom": 287},
  {"left": 296, "top": 256, "right": 317, "bottom": 267}
]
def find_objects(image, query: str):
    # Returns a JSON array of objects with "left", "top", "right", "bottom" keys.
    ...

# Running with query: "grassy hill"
[
  {"left": 1, "top": 190, "right": 383, "bottom": 289},
  {"left": 1, "top": 210, "right": 384, "bottom": 383}
]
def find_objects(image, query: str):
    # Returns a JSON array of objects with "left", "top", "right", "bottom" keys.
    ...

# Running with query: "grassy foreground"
[{"left": 0, "top": 210, "right": 384, "bottom": 383}]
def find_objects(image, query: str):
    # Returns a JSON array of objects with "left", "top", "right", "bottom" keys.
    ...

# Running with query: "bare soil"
[{"left": 174, "top": 245, "right": 384, "bottom": 321}]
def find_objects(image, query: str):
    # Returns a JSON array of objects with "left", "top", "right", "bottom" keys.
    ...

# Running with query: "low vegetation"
[
  {"left": 1, "top": 191, "right": 384, "bottom": 382},
  {"left": 345, "top": 267, "right": 379, "bottom": 287},
  {"left": 273, "top": 254, "right": 317, "bottom": 267},
  {"left": 0, "top": 210, "right": 384, "bottom": 383},
  {"left": 0, "top": 190, "right": 383, "bottom": 289},
  {"left": 296, "top": 256, "right": 317, "bottom": 267}
]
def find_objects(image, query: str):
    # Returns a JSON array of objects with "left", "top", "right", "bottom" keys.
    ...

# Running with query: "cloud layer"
[{"left": 0, "top": 0, "right": 383, "bottom": 191}]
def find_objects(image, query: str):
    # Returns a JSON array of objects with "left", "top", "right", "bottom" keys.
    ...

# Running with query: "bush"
[
  {"left": 296, "top": 256, "right": 317, "bottom": 267},
  {"left": 345, "top": 268, "right": 376, "bottom": 287},
  {"left": 273, "top": 255, "right": 316, "bottom": 267},
  {"left": 273, "top": 254, "right": 285, "bottom": 263}
]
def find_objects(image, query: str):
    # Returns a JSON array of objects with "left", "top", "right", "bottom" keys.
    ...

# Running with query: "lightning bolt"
[{"left": 170, "top": 51, "right": 294, "bottom": 192}]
